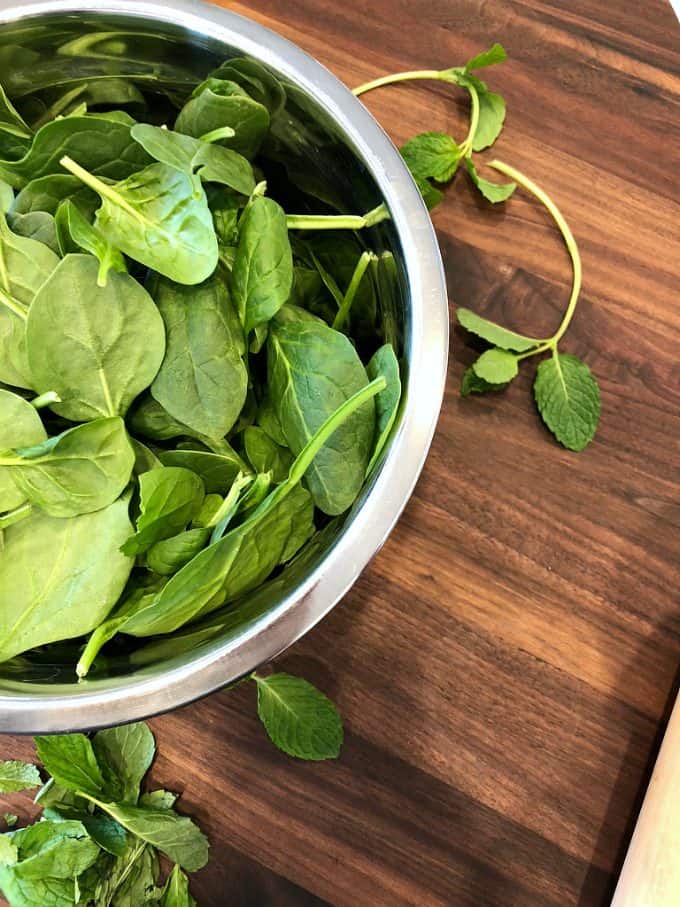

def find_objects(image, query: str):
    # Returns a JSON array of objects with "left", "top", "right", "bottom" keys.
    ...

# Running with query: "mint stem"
[
  {"left": 488, "top": 159, "right": 582, "bottom": 347},
  {"left": 353, "top": 69, "right": 442, "bottom": 96}
]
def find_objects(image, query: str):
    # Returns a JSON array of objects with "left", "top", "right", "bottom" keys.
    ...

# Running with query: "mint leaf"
[
  {"left": 139, "top": 789, "right": 178, "bottom": 810},
  {"left": 86, "top": 801, "right": 209, "bottom": 872},
  {"left": 465, "top": 159, "right": 516, "bottom": 203},
  {"left": 465, "top": 43, "right": 507, "bottom": 71},
  {"left": 0, "top": 835, "right": 17, "bottom": 867},
  {"left": 534, "top": 353, "right": 600, "bottom": 451},
  {"left": 3, "top": 815, "right": 17, "bottom": 829},
  {"left": 457, "top": 307, "right": 539, "bottom": 352},
  {"left": 92, "top": 722, "right": 155, "bottom": 804},
  {"left": 461, "top": 366, "right": 507, "bottom": 396},
  {"left": 82, "top": 814, "right": 128, "bottom": 857},
  {"left": 472, "top": 348, "right": 518, "bottom": 383},
  {"left": 34, "top": 735, "right": 107, "bottom": 799},
  {"left": 254, "top": 673, "right": 343, "bottom": 761},
  {"left": 0, "top": 761, "right": 41, "bottom": 793},
  {"left": 401, "top": 132, "right": 462, "bottom": 183},
  {"left": 413, "top": 175, "right": 443, "bottom": 211},
  {"left": 161, "top": 863, "right": 196, "bottom": 907},
  {"left": 472, "top": 90, "right": 506, "bottom": 151}
]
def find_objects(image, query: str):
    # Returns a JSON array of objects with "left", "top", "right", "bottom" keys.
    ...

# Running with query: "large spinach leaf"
[
  {"left": 62, "top": 157, "right": 219, "bottom": 285},
  {"left": 230, "top": 195, "right": 293, "bottom": 335},
  {"left": 268, "top": 311, "right": 375, "bottom": 514},
  {"left": 0, "top": 497, "right": 133, "bottom": 662},
  {"left": 150, "top": 274, "right": 248, "bottom": 440},
  {"left": 0, "top": 417, "right": 134, "bottom": 518},
  {"left": 0, "top": 114, "right": 150, "bottom": 188},
  {"left": 0, "top": 210, "right": 59, "bottom": 388},
  {"left": 0, "top": 389, "right": 46, "bottom": 512},
  {"left": 26, "top": 254, "right": 165, "bottom": 422}
]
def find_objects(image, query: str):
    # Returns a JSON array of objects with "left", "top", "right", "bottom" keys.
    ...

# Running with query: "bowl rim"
[{"left": 0, "top": 0, "right": 449, "bottom": 733}]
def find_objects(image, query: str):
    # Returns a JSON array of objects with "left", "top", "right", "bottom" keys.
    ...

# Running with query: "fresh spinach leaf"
[
  {"left": 268, "top": 311, "right": 375, "bottom": 514},
  {"left": 0, "top": 389, "right": 46, "bottom": 512},
  {"left": 0, "top": 497, "right": 133, "bottom": 662},
  {"left": 146, "top": 528, "right": 210, "bottom": 577},
  {"left": 150, "top": 273, "right": 248, "bottom": 439},
  {"left": 121, "top": 467, "right": 205, "bottom": 557},
  {"left": 157, "top": 448, "right": 244, "bottom": 494},
  {"left": 54, "top": 199, "right": 126, "bottom": 285},
  {"left": 230, "top": 194, "right": 293, "bottom": 335},
  {"left": 0, "top": 417, "right": 134, "bottom": 518},
  {"left": 0, "top": 114, "right": 150, "bottom": 188},
  {"left": 365, "top": 344, "right": 402, "bottom": 475},
  {"left": 26, "top": 254, "right": 165, "bottom": 421},
  {"left": 243, "top": 426, "right": 293, "bottom": 483},
  {"left": 61, "top": 157, "right": 219, "bottom": 285},
  {"left": 175, "top": 79, "right": 270, "bottom": 160}
]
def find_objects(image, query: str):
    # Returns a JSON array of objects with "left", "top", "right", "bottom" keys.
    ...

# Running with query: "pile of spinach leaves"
[
  {"left": 0, "top": 57, "right": 401, "bottom": 704},
  {"left": 0, "top": 722, "right": 205, "bottom": 905}
]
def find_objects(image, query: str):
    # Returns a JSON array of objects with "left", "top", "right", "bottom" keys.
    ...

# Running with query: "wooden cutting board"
[{"left": 1, "top": 1, "right": 679, "bottom": 904}]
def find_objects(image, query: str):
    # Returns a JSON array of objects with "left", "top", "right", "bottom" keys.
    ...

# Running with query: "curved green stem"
[
  {"left": 332, "top": 252, "right": 376, "bottom": 332},
  {"left": 200, "top": 126, "right": 235, "bottom": 144},
  {"left": 460, "top": 85, "right": 480, "bottom": 157},
  {"left": 286, "top": 203, "right": 389, "bottom": 231},
  {"left": 488, "top": 159, "right": 582, "bottom": 347},
  {"left": 31, "top": 391, "right": 61, "bottom": 410},
  {"left": 353, "top": 69, "right": 442, "bottom": 96}
]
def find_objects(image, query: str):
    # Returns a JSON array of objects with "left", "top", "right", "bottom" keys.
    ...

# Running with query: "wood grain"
[{"left": 1, "top": 1, "right": 679, "bottom": 904}]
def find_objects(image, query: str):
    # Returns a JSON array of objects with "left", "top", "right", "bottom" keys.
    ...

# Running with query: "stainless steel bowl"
[{"left": 0, "top": 0, "right": 448, "bottom": 733}]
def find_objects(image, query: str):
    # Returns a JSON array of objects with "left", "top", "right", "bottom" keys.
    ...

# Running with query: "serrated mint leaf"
[
  {"left": 3, "top": 815, "right": 17, "bottom": 829},
  {"left": 465, "top": 43, "right": 507, "bottom": 71},
  {"left": 0, "top": 835, "right": 17, "bottom": 867},
  {"left": 460, "top": 366, "right": 507, "bottom": 396},
  {"left": 139, "top": 789, "right": 178, "bottom": 810},
  {"left": 254, "top": 673, "right": 343, "bottom": 761},
  {"left": 92, "top": 722, "right": 155, "bottom": 804},
  {"left": 472, "top": 90, "right": 506, "bottom": 151},
  {"left": 534, "top": 353, "right": 600, "bottom": 451},
  {"left": 82, "top": 814, "right": 128, "bottom": 857},
  {"left": 401, "top": 132, "right": 462, "bottom": 183},
  {"left": 472, "top": 348, "right": 518, "bottom": 383},
  {"left": 160, "top": 863, "right": 196, "bottom": 907},
  {"left": 465, "top": 159, "right": 516, "bottom": 203},
  {"left": 457, "top": 307, "right": 539, "bottom": 352},
  {"left": 0, "top": 761, "right": 41, "bottom": 793},
  {"left": 34, "top": 735, "right": 106, "bottom": 799},
  {"left": 86, "top": 801, "right": 209, "bottom": 872},
  {"left": 413, "top": 176, "right": 443, "bottom": 211}
]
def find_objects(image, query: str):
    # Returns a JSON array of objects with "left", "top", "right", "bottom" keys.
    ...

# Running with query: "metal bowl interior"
[{"left": 0, "top": 0, "right": 448, "bottom": 733}]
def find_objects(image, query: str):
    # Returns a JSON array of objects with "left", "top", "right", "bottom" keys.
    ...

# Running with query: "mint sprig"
[{"left": 355, "top": 52, "right": 600, "bottom": 450}]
